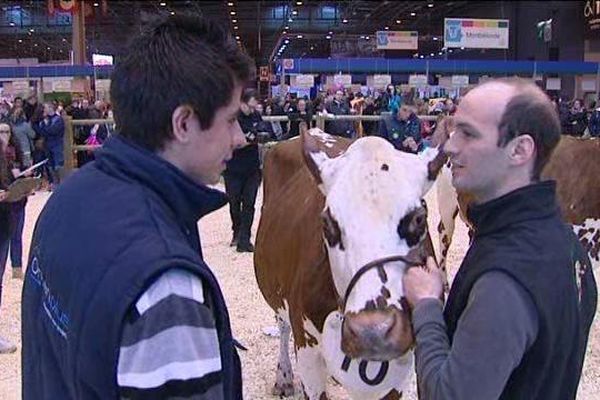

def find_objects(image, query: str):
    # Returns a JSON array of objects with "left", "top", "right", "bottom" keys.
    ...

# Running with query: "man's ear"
[
  {"left": 171, "top": 105, "right": 195, "bottom": 144},
  {"left": 508, "top": 134, "right": 535, "bottom": 166}
]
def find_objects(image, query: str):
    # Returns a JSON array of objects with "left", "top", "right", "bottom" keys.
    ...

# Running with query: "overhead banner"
[
  {"left": 92, "top": 54, "right": 113, "bottom": 66},
  {"left": 584, "top": 0, "right": 600, "bottom": 39},
  {"left": 376, "top": 31, "right": 419, "bottom": 50},
  {"left": 295, "top": 74, "right": 314, "bottom": 88},
  {"left": 546, "top": 77, "right": 561, "bottom": 91},
  {"left": 373, "top": 74, "right": 392, "bottom": 89},
  {"left": 444, "top": 18, "right": 509, "bottom": 49},
  {"left": 12, "top": 81, "right": 30, "bottom": 92},
  {"left": 408, "top": 74, "right": 428, "bottom": 87}
]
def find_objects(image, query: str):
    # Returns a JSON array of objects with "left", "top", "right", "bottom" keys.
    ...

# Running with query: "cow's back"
[
  {"left": 542, "top": 136, "right": 600, "bottom": 224},
  {"left": 255, "top": 139, "right": 339, "bottom": 346}
]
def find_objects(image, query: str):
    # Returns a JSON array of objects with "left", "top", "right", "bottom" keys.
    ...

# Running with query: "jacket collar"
[
  {"left": 467, "top": 180, "right": 560, "bottom": 237},
  {"left": 94, "top": 135, "right": 227, "bottom": 225}
]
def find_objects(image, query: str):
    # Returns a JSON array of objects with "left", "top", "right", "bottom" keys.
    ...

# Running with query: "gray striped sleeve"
[{"left": 118, "top": 269, "right": 224, "bottom": 400}]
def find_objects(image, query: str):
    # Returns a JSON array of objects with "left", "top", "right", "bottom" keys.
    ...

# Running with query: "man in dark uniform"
[
  {"left": 224, "top": 89, "right": 262, "bottom": 253},
  {"left": 403, "top": 78, "right": 597, "bottom": 400}
]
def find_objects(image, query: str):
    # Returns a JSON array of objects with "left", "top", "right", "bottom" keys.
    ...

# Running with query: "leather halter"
[{"left": 342, "top": 249, "right": 425, "bottom": 312}]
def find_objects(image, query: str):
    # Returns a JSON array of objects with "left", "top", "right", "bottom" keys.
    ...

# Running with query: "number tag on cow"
[{"left": 321, "top": 311, "right": 414, "bottom": 397}]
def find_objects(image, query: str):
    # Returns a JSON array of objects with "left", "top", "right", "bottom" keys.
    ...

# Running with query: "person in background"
[
  {"left": 589, "top": 101, "right": 600, "bottom": 137},
  {"left": 378, "top": 104, "right": 423, "bottom": 153},
  {"left": 0, "top": 126, "right": 17, "bottom": 354},
  {"left": 286, "top": 98, "right": 313, "bottom": 139},
  {"left": 361, "top": 95, "right": 377, "bottom": 135},
  {"left": 224, "top": 89, "right": 262, "bottom": 253},
  {"left": 567, "top": 98, "right": 588, "bottom": 137},
  {"left": 325, "top": 90, "right": 354, "bottom": 138},
  {"left": 35, "top": 102, "right": 65, "bottom": 189},
  {"left": 264, "top": 104, "right": 283, "bottom": 140},
  {"left": 10, "top": 107, "right": 35, "bottom": 168}
]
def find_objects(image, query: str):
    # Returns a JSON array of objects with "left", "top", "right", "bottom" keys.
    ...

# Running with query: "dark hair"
[
  {"left": 241, "top": 88, "right": 257, "bottom": 104},
  {"left": 110, "top": 14, "right": 254, "bottom": 151},
  {"left": 492, "top": 78, "right": 561, "bottom": 180}
]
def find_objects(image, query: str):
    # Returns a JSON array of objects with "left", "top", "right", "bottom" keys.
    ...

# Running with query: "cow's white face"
[{"left": 303, "top": 128, "right": 444, "bottom": 361}]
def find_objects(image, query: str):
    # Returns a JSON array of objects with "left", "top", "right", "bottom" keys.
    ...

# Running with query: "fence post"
[
  {"left": 64, "top": 116, "right": 74, "bottom": 175},
  {"left": 316, "top": 113, "right": 325, "bottom": 131}
]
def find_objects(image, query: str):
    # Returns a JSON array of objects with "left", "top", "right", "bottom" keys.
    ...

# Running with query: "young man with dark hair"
[
  {"left": 22, "top": 14, "right": 253, "bottom": 400},
  {"left": 403, "top": 78, "right": 597, "bottom": 399},
  {"left": 224, "top": 89, "right": 262, "bottom": 253}
]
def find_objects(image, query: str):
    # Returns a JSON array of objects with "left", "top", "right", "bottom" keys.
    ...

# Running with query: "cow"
[
  {"left": 254, "top": 126, "right": 446, "bottom": 399},
  {"left": 436, "top": 133, "right": 600, "bottom": 283}
]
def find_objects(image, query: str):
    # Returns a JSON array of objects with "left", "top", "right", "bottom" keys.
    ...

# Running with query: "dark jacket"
[
  {"left": 22, "top": 135, "right": 242, "bottom": 400},
  {"left": 444, "top": 181, "right": 597, "bottom": 400},
  {"left": 225, "top": 111, "right": 261, "bottom": 176},
  {"left": 325, "top": 100, "right": 354, "bottom": 138},
  {"left": 286, "top": 106, "right": 313, "bottom": 139},
  {"left": 567, "top": 109, "right": 588, "bottom": 136},
  {"left": 377, "top": 112, "right": 422, "bottom": 153},
  {"left": 36, "top": 113, "right": 65, "bottom": 150},
  {"left": 589, "top": 108, "right": 600, "bottom": 137}
]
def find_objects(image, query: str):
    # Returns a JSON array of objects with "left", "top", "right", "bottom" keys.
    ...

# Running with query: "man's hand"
[
  {"left": 403, "top": 257, "right": 444, "bottom": 308},
  {"left": 402, "top": 137, "right": 418, "bottom": 152},
  {"left": 0, "top": 190, "right": 7, "bottom": 202}
]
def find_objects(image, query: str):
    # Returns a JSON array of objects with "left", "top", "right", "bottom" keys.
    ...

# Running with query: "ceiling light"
[
  {"left": 419, "top": 55, "right": 424, "bottom": 58},
  {"left": 282, "top": 30, "right": 287, "bottom": 34},
  {"left": 325, "top": 35, "right": 332, "bottom": 39},
  {"left": 310, "top": 46, "right": 314, "bottom": 50},
  {"left": 235, "top": 35, "right": 240, "bottom": 40},
  {"left": 292, "top": 10, "right": 298, "bottom": 15},
  {"left": 328, "top": 31, "right": 333, "bottom": 35},
  {"left": 433, "top": 36, "right": 438, "bottom": 41},
  {"left": 234, "top": 26, "right": 238, "bottom": 30},
  {"left": 360, "top": 35, "right": 365, "bottom": 39},
  {"left": 227, "top": 2, "right": 234, "bottom": 6},
  {"left": 160, "top": 1, "right": 166, "bottom": 6},
  {"left": 18, "top": 39, "right": 23, "bottom": 43},
  {"left": 296, "top": 1, "right": 303, "bottom": 5},
  {"left": 430, "top": 53, "right": 434, "bottom": 56},
  {"left": 460, "top": 46, "right": 465, "bottom": 50},
  {"left": 438, "top": 52, "right": 443, "bottom": 55},
  {"left": 34, "top": 43, "right": 38, "bottom": 47},
  {"left": 170, "top": 11, "right": 175, "bottom": 15},
  {"left": 365, "top": 36, "right": 370, "bottom": 40},
  {"left": 232, "top": 19, "right": 237, "bottom": 23},
  {"left": 288, "top": 18, "right": 293, "bottom": 22},
  {"left": 93, "top": 2, "right": 99, "bottom": 6},
  {"left": 396, "top": 19, "right": 401, "bottom": 24},
  {"left": 342, "top": 18, "right": 348, "bottom": 23},
  {"left": 428, "top": 3, "right": 434, "bottom": 7},
  {"left": 284, "top": 39, "right": 290, "bottom": 44},
  {"left": 449, "top": 49, "right": 453, "bottom": 53},
  {"left": 230, "top": 11, "right": 236, "bottom": 15},
  {"left": 47, "top": 46, "right": 50, "bottom": 50},
  {"left": 410, "top": 12, "right": 416, "bottom": 16},
  {"left": 62, "top": 38, "right": 67, "bottom": 42},
  {"left": 29, "top": 28, "right": 34, "bottom": 32},
  {"left": 284, "top": 26, "right": 289, "bottom": 30},
  {"left": 296, "top": 34, "right": 303, "bottom": 38},
  {"left": 384, "top": 26, "right": 389, "bottom": 30}
]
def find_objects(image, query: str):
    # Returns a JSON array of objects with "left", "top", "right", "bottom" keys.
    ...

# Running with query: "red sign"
[{"left": 259, "top": 66, "right": 270, "bottom": 82}]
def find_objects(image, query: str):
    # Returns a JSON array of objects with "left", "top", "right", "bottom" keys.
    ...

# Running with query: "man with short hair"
[
  {"left": 325, "top": 90, "right": 354, "bottom": 137},
  {"left": 22, "top": 14, "right": 253, "bottom": 400},
  {"left": 224, "top": 89, "right": 262, "bottom": 253},
  {"left": 403, "top": 78, "right": 597, "bottom": 400},
  {"left": 378, "top": 104, "right": 422, "bottom": 153}
]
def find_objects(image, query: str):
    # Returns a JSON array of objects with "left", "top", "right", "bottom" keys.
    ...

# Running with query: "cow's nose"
[{"left": 341, "top": 307, "right": 414, "bottom": 361}]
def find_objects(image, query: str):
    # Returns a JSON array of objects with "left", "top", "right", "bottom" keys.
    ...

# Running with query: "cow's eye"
[
  {"left": 322, "top": 208, "right": 343, "bottom": 249},
  {"left": 398, "top": 207, "right": 427, "bottom": 247}
]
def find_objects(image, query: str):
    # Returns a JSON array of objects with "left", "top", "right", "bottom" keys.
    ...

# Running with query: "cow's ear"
[
  {"left": 419, "top": 145, "right": 448, "bottom": 195},
  {"left": 302, "top": 128, "right": 346, "bottom": 190}
]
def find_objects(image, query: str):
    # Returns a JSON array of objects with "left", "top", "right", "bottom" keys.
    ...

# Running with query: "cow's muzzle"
[{"left": 340, "top": 253, "right": 423, "bottom": 361}]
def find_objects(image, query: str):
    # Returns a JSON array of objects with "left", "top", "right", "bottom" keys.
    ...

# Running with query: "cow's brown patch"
[
  {"left": 322, "top": 208, "right": 345, "bottom": 250},
  {"left": 377, "top": 265, "right": 388, "bottom": 283},
  {"left": 381, "top": 389, "right": 403, "bottom": 400},
  {"left": 375, "top": 295, "right": 388, "bottom": 309},
  {"left": 364, "top": 300, "right": 377, "bottom": 311},
  {"left": 381, "top": 286, "right": 391, "bottom": 299}
]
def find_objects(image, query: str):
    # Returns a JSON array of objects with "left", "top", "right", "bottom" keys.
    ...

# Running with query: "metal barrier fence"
[{"left": 63, "top": 113, "right": 439, "bottom": 173}]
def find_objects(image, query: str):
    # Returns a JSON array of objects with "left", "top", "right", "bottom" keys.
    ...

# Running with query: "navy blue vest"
[
  {"left": 22, "top": 135, "right": 242, "bottom": 399},
  {"left": 444, "top": 181, "right": 597, "bottom": 400}
]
